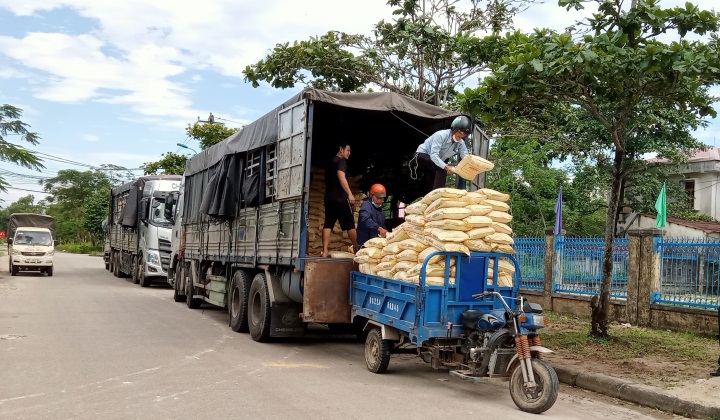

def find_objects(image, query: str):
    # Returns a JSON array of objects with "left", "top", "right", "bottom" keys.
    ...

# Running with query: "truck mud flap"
[
  {"left": 302, "top": 259, "right": 356, "bottom": 323},
  {"left": 270, "top": 302, "right": 306, "bottom": 338}
]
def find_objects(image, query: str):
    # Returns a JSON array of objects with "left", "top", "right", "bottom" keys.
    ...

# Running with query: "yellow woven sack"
[
  {"left": 356, "top": 246, "right": 382, "bottom": 259},
  {"left": 397, "top": 249, "right": 419, "bottom": 262},
  {"left": 405, "top": 214, "right": 425, "bottom": 226},
  {"left": 422, "top": 188, "right": 468, "bottom": 205},
  {"left": 492, "top": 222, "right": 513, "bottom": 235},
  {"left": 396, "top": 238, "right": 427, "bottom": 253},
  {"left": 418, "top": 246, "right": 443, "bottom": 264},
  {"left": 359, "top": 263, "right": 377, "bottom": 275},
  {"left": 498, "top": 273, "right": 514, "bottom": 287},
  {"left": 380, "top": 254, "right": 397, "bottom": 264},
  {"left": 426, "top": 265, "right": 457, "bottom": 277},
  {"left": 406, "top": 231, "right": 430, "bottom": 245},
  {"left": 376, "top": 270, "right": 392, "bottom": 278},
  {"left": 383, "top": 243, "right": 402, "bottom": 255},
  {"left": 479, "top": 188, "right": 510, "bottom": 202},
  {"left": 454, "top": 154, "right": 495, "bottom": 180},
  {"left": 463, "top": 215, "right": 493, "bottom": 228},
  {"left": 386, "top": 226, "right": 409, "bottom": 244},
  {"left": 391, "top": 261, "right": 415, "bottom": 275},
  {"left": 425, "top": 236, "right": 471, "bottom": 255},
  {"left": 376, "top": 261, "right": 395, "bottom": 272},
  {"left": 490, "top": 258, "right": 516, "bottom": 273},
  {"left": 467, "top": 226, "right": 495, "bottom": 239},
  {"left": 427, "top": 228, "right": 469, "bottom": 243},
  {"left": 482, "top": 199, "right": 510, "bottom": 212},
  {"left": 486, "top": 233, "right": 514, "bottom": 245},
  {"left": 425, "top": 276, "right": 454, "bottom": 286},
  {"left": 365, "top": 237, "right": 387, "bottom": 248},
  {"left": 354, "top": 254, "right": 371, "bottom": 263},
  {"left": 467, "top": 204, "right": 492, "bottom": 216},
  {"left": 465, "top": 239, "right": 492, "bottom": 252},
  {"left": 425, "top": 198, "right": 469, "bottom": 215},
  {"left": 487, "top": 211, "right": 513, "bottom": 224},
  {"left": 404, "top": 223, "right": 424, "bottom": 236},
  {"left": 407, "top": 263, "right": 423, "bottom": 277},
  {"left": 426, "top": 219, "right": 471, "bottom": 232},
  {"left": 460, "top": 191, "right": 487, "bottom": 204},
  {"left": 393, "top": 271, "right": 408, "bottom": 281},
  {"left": 425, "top": 207, "right": 472, "bottom": 221},
  {"left": 492, "top": 243, "right": 516, "bottom": 254},
  {"left": 405, "top": 201, "right": 427, "bottom": 215}
]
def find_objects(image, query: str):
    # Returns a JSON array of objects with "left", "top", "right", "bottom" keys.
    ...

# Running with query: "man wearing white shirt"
[{"left": 412, "top": 115, "right": 472, "bottom": 192}]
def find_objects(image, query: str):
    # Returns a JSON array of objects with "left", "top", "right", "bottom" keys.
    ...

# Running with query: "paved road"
[{"left": 0, "top": 253, "right": 677, "bottom": 419}]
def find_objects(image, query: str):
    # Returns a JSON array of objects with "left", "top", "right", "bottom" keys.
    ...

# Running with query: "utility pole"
[{"left": 197, "top": 112, "right": 223, "bottom": 125}]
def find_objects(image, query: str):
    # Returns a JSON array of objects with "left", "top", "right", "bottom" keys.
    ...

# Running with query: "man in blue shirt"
[
  {"left": 357, "top": 184, "right": 388, "bottom": 247},
  {"left": 412, "top": 115, "right": 472, "bottom": 192}
]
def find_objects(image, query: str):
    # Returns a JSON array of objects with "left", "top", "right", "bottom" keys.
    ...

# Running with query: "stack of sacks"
[
  {"left": 355, "top": 187, "right": 517, "bottom": 287},
  {"left": 306, "top": 166, "right": 366, "bottom": 256}
]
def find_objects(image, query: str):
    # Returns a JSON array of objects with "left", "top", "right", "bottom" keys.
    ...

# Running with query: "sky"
[{"left": 0, "top": 0, "right": 718, "bottom": 205}]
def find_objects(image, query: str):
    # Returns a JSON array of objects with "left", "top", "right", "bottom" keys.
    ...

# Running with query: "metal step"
[{"left": 449, "top": 370, "right": 489, "bottom": 383}]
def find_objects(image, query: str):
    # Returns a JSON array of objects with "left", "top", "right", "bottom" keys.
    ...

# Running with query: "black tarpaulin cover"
[
  {"left": 8, "top": 213, "right": 56, "bottom": 239},
  {"left": 111, "top": 175, "right": 182, "bottom": 227}
]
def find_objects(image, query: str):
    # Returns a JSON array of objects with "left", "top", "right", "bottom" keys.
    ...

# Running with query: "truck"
[
  {"left": 165, "top": 88, "right": 490, "bottom": 341},
  {"left": 108, "top": 175, "right": 181, "bottom": 286},
  {"left": 7, "top": 213, "right": 57, "bottom": 276}
]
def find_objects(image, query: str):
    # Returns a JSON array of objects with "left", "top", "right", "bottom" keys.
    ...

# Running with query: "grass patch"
[{"left": 56, "top": 243, "right": 102, "bottom": 254}]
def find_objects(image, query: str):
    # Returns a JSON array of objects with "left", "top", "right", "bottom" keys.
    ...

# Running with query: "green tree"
[
  {"left": 243, "top": 0, "right": 521, "bottom": 104},
  {"left": 142, "top": 152, "right": 187, "bottom": 175},
  {"left": 186, "top": 121, "right": 239, "bottom": 150},
  {"left": 0, "top": 105, "right": 44, "bottom": 192},
  {"left": 467, "top": 0, "right": 720, "bottom": 337},
  {"left": 0, "top": 195, "right": 43, "bottom": 232},
  {"left": 83, "top": 186, "right": 110, "bottom": 246}
]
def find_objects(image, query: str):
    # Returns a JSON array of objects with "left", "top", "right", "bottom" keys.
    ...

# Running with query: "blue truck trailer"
[{"left": 350, "top": 251, "right": 559, "bottom": 414}]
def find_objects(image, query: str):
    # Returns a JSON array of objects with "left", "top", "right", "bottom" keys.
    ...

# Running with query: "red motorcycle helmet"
[{"left": 370, "top": 184, "right": 387, "bottom": 198}]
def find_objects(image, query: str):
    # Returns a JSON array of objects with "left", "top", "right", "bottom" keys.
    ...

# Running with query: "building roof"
[
  {"left": 641, "top": 213, "right": 720, "bottom": 233},
  {"left": 647, "top": 147, "right": 720, "bottom": 164}
]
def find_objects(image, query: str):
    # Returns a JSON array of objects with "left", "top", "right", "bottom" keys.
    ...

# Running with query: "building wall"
[
  {"left": 669, "top": 171, "right": 720, "bottom": 219},
  {"left": 621, "top": 215, "right": 710, "bottom": 238}
]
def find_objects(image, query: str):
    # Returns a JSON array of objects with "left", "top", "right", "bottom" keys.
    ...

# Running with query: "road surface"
[{"left": 0, "top": 253, "right": 676, "bottom": 419}]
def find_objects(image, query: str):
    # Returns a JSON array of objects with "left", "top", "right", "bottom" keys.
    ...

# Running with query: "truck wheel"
[
  {"left": 139, "top": 257, "right": 151, "bottom": 287},
  {"left": 108, "top": 253, "right": 115, "bottom": 275},
  {"left": 113, "top": 253, "right": 121, "bottom": 278},
  {"left": 365, "top": 328, "right": 392, "bottom": 374},
  {"left": 173, "top": 264, "right": 187, "bottom": 303},
  {"left": 47, "top": 266, "right": 53, "bottom": 277},
  {"left": 229, "top": 270, "right": 251, "bottom": 333},
  {"left": 248, "top": 273, "right": 271, "bottom": 342},
  {"left": 509, "top": 359, "right": 559, "bottom": 414},
  {"left": 10, "top": 263, "right": 18, "bottom": 276},
  {"left": 185, "top": 267, "right": 203, "bottom": 309},
  {"left": 131, "top": 257, "right": 139, "bottom": 284}
]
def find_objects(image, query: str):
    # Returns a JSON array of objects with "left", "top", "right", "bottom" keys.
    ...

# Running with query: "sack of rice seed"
[
  {"left": 465, "top": 239, "right": 492, "bottom": 252},
  {"left": 491, "top": 222, "right": 513, "bottom": 235},
  {"left": 479, "top": 188, "right": 510, "bottom": 202},
  {"left": 426, "top": 228, "right": 469, "bottom": 243},
  {"left": 393, "top": 271, "right": 409, "bottom": 281},
  {"left": 467, "top": 204, "right": 492, "bottom": 216},
  {"left": 467, "top": 226, "right": 495, "bottom": 239},
  {"left": 425, "top": 236, "right": 471, "bottom": 255},
  {"left": 396, "top": 249, "right": 419, "bottom": 262},
  {"left": 376, "top": 260, "right": 395, "bottom": 272},
  {"left": 391, "top": 261, "right": 415, "bottom": 275},
  {"left": 405, "top": 214, "right": 425, "bottom": 226},
  {"left": 492, "top": 243, "right": 516, "bottom": 254},
  {"left": 426, "top": 219, "right": 471, "bottom": 232},
  {"left": 365, "top": 237, "right": 387, "bottom": 248},
  {"left": 376, "top": 270, "right": 392, "bottom": 278},
  {"left": 425, "top": 207, "right": 472, "bottom": 221},
  {"left": 487, "top": 211, "right": 513, "bottom": 224},
  {"left": 418, "top": 246, "right": 443, "bottom": 264},
  {"left": 426, "top": 265, "right": 456, "bottom": 277},
  {"left": 386, "top": 225, "right": 410, "bottom": 244},
  {"left": 405, "top": 201, "right": 427, "bottom": 215},
  {"left": 396, "top": 238, "right": 427, "bottom": 253},
  {"left": 460, "top": 191, "right": 487, "bottom": 204},
  {"left": 425, "top": 276, "right": 454, "bottom": 286},
  {"left": 406, "top": 231, "right": 429, "bottom": 245},
  {"left": 422, "top": 188, "right": 468, "bottom": 205},
  {"left": 453, "top": 154, "right": 495, "bottom": 180},
  {"left": 425, "top": 198, "right": 468, "bottom": 215},
  {"left": 485, "top": 233, "right": 514, "bottom": 245},
  {"left": 463, "top": 215, "right": 493, "bottom": 228},
  {"left": 383, "top": 242, "right": 402, "bottom": 255},
  {"left": 489, "top": 258, "right": 516, "bottom": 273},
  {"left": 356, "top": 246, "right": 382, "bottom": 259},
  {"left": 482, "top": 199, "right": 510, "bottom": 212},
  {"left": 380, "top": 254, "right": 397, "bottom": 264}
]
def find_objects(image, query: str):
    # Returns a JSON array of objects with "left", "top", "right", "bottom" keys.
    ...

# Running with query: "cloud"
[{"left": 81, "top": 133, "right": 99, "bottom": 141}]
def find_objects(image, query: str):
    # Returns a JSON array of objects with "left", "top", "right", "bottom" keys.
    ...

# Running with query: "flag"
[
  {"left": 655, "top": 182, "right": 667, "bottom": 229},
  {"left": 554, "top": 187, "right": 563, "bottom": 236}
]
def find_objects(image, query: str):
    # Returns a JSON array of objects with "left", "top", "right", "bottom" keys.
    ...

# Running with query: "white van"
[{"left": 7, "top": 214, "right": 56, "bottom": 277}]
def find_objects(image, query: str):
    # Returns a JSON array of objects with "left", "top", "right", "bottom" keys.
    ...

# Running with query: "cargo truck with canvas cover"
[
  {"left": 7, "top": 213, "right": 56, "bottom": 276},
  {"left": 166, "top": 88, "right": 490, "bottom": 342},
  {"left": 109, "top": 175, "right": 181, "bottom": 286}
]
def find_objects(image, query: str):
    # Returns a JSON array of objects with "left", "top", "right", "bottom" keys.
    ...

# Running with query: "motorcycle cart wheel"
[
  {"left": 365, "top": 328, "right": 392, "bottom": 374},
  {"left": 509, "top": 358, "right": 559, "bottom": 414}
]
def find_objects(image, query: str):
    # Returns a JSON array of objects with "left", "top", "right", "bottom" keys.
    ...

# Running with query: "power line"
[{"left": 4, "top": 186, "right": 48, "bottom": 194}]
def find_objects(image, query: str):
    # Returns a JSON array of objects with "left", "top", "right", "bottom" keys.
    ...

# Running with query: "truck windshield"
[
  {"left": 150, "top": 200, "right": 171, "bottom": 226},
  {"left": 15, "top": 231, "right": 52, "bottom": 246}
]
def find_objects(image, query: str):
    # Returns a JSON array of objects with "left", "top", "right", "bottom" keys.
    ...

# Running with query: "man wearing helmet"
[
  {"left": 357, "top": 184, "right": 388, "bottom": 246},
  {"left": 412, "top": 115, "right": 472, "bottom": 192}
]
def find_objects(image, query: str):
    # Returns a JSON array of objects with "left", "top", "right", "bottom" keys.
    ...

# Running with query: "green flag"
[{"left": 655, "top": 182, "right": 667, "bottom": 228}]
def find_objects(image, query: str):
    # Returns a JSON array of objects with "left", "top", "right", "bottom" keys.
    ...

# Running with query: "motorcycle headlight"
[{"left": 147, "top": 251, "right": 160, "bottom": 266}]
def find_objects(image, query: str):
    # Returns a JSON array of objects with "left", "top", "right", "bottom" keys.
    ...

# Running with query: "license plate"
[{"left": 27, "top": 260, "right": 40, "bottom": 264}]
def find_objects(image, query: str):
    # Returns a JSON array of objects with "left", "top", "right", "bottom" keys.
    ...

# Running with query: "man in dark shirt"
[
  {"left": 357, "top": 184, "right": 388, "bottom": 247},
  {"left": 322, "top": 142, "right": 358, "bottom": 257}
]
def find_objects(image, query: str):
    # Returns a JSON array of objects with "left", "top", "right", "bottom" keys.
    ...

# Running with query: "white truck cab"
[{"left": 7, "top": 213, "right": 56, "bottom": 277}]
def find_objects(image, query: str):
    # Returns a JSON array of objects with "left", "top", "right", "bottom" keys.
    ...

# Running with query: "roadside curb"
[{"left": 554, "top": 364, "right": 720, "bottom": 418}]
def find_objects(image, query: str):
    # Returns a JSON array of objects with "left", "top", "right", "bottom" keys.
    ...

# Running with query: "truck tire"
[
  {"left": 248, "top": 272, "right": 271, "bottom": 342},
  {"left": 47, "top": 266, "right": 53, "bottom": 277},
  {"left": 185, "top": 266, "right": 203, "bottom": 309},
  {"left": 365, "top": 328, "right": 392, "bottom": 374},
  {"left": 10, "top": 263, "right": 18, "bottom": 276},
  {"left": 113, "top": 252, "right": 121, "bottom": 278},
  {"left": 139, "top": 257, "right": 151, "bottom": 288},
  {"left": 509, "top": 359, "right": 559, "bottom": 414},
  {"left": 229, "top": 270, "right": 252, "bottom": 333},
  {"left": 131, "top": 257, "right": 140, "bottom": 284},
  {"left": 108, "top": 253, "right": 115, "bottom": 275},
  {"left": 173, "top": 264, "right": 187, "bottom": 303}
]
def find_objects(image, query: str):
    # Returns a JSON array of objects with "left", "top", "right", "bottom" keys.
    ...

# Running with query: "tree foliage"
[
  {"left": 186, "top": 122, "right": 238, "bottom": 150},
  {"left": 244, "top": 0, "right": 524, "bottom": 104},
  {"left": 466, "top": 0, "right": 720, "bottom": 337},
  {"left": 0, "top": 195, "right": 43, "bottom": 233},
  {"left": 142, "top": 152, "right": 187, "bottom": 176},
  {"left": 0, "top": 105, "right": 44, "bottom": 192}
]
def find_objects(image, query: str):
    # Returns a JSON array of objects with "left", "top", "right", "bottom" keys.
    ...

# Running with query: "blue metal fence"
[
  {"left": 553, "top": 236, "right": 629, "bottom": 298},
  {"left": 654, "top": 237, "right": 720, "bottom": 309},
  {"left": 514, "top": 237, "right": 545, "bottom": 290}
]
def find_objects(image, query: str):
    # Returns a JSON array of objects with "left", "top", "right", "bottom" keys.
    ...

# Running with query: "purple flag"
[{"left": 554, "top": 187, "right": 563, "bottom": 236}]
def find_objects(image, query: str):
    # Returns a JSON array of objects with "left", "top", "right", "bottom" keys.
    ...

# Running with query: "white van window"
[{"left": 15, "top": 231, "right": 52, "bottom": 246}]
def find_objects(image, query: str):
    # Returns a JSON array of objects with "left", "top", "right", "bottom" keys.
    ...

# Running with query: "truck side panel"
[{"left": 256, "top": 200, "right": 302, "bottom": 264}]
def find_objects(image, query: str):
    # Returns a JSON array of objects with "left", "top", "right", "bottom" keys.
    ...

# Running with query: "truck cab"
[
  {"left": 9, "top": 227, "right": 55, "bottom": 276},
  {"left": 137, "top": 179, "right": 180, "bottom": 285}
]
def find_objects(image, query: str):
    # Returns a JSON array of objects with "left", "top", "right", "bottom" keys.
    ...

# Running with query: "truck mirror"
[
  {"left": 53, "top": 240, "right": 59, "bottom": 246},
  {"left": 166, "top": 193, "right": 176, "bottom": 207}
]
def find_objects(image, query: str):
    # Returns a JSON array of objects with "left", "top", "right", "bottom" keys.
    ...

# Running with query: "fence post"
[
  {"left": 543, "top": 229, "right": 555, "bottom": 310},
  {"left": 630, "top": 228, "right": 664, "bottom": 327},
  {"left": 626, "top": 231, "right": 642, "bottom": 325}
]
